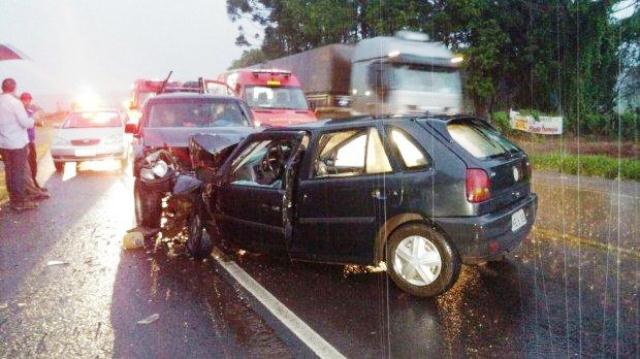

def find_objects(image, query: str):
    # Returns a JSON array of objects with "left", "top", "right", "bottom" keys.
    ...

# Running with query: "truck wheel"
[
  {"left": 54, "top": 161, "right": 64, "bottom": 172},
  {"left": 134, "top": 179, "right": 162, "bottom": 228},
  {"left": 386, "top": 224, "right": 461, "bottom": 297},
  {"left": 186, "top": 209, "right": 213, "bottom": 259}
]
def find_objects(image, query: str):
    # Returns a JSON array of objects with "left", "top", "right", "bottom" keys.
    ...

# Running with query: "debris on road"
[
  {"left": 46, "top": 260, "right": 69, "bottom": 266},
  {"left": 123, "top": 226, "right": 161, "bottom": 250},
  {"left": 122, "top": 231, "right": 145, "bottom": 250},
  {"left": 17, "top": 303, "right": 27, "bottom": 308},
  {"left": 0, "top": 302, "right": 7, "bottom": 310},
  {"left": 137, "top": 313, "right": 159, "bottom": 325}
]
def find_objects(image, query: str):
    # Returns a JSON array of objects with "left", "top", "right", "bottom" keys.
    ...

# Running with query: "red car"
[{"left": 218, "top": 69, "right": 317, "bottom": 127}]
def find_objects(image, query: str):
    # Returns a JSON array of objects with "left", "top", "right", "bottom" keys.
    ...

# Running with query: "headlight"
[
  {"left": 151, "top": 160, "right": 169, "bottom": 178},
  {"left": 52, "top": 137, "right": 69, "bottom": 146},
  {"left": 140, "top": 167, "right": 156, "bottom": 181}
]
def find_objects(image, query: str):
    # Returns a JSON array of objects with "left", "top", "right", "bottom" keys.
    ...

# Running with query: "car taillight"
[{"left": 466, "top": 168, "right": 491, "bottom": 203}]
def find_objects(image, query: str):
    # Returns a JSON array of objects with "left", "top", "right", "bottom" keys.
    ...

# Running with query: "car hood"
[
  {"left": 141, "top": 127, "right": 257, "bottom": 149},
  {"left": 189, "top": 133, "right": 249, "bottom": 170}
]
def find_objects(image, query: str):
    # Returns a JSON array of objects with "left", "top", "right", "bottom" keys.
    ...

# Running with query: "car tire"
[
  {"left": 134, "top": 179, "right": 162, "bottom": 229},
  {"left": 186, "top": 212, "right": 213, "bottom": 260},
  {"left": 186, "top": 198, "right": 213, "bottom": 259},
  {"left": 386, "top": 224, "right": 461, "bottom": 297},
  {"left": 54, "top": 161, "right": 64, "bottom": 172}
]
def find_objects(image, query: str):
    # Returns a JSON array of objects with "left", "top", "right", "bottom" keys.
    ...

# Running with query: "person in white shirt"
[{"left": 0, "top": 78, "right": 37, "bottom": 211}]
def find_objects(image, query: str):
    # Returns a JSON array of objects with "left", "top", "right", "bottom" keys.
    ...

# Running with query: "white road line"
[{"left": 211, "top": 248, "right": 346, "bottom": 359}]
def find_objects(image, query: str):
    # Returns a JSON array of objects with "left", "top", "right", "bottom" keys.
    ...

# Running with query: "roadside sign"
[{"left": 509, "top": 110, "right": 563, "bottom": 135}]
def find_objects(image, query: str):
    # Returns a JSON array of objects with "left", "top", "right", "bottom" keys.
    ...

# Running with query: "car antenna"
[{"left": 157, "top": 70, "right": 174, "bottom": 95}]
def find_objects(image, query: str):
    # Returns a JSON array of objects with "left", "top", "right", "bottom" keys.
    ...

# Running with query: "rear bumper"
[{"left": 433, "top": 193, "right": 538, "bottom": 264}]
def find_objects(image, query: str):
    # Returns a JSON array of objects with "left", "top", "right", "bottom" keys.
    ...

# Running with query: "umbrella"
[{"left": 0, "top": 44, "right": 30, "bottom": 61}]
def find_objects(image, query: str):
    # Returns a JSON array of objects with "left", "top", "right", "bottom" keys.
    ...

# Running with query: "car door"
[
  {"left": 290, "top": 125, "right": 396, "bottom": 264},
  {"left": 215, "top": 131, "right": 307, "bottom": 253}
]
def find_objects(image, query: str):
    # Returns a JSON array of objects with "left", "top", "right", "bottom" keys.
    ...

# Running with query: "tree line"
[{"left": 226, "top": 0, "right": 639, "bottom": 137}]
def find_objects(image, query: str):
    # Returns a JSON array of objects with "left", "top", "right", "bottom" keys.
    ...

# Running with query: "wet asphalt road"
[{"left": 1, "top": 156, "right": 639, "bottom": 358}]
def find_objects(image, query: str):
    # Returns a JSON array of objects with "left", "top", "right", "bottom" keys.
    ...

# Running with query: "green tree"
[
  {"left": 229, "top": 48, "right": 268, "bottom": 69},
  {"left": 226, "top": 0, "right": 636, "bottom": 132}
]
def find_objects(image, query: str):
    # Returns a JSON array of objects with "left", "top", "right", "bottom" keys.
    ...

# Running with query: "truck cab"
[
  {"left": 350, "top": 31, "right": 464, "bottom": 116},
  {"left": 258, "top": 31, "right": 465, "bottom": 119},
  {"left": 218, "top": 69, "right": 317, "bottom": 127},
  {"left": 127, "top": 78, "right": 199, "bottom": 125}
]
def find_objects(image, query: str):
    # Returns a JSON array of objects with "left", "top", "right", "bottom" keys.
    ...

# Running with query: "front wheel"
[
  {"left": 134, "top": 179, "right": 162, "bottom": 228},
  {"left": 387, "top": 224, "right": 461, "bottom": 297},
  {"left": 186, "top": 206, "right": 213, "bottom": 259}
]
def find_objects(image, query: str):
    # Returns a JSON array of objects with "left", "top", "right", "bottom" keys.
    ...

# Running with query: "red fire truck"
[
  {"left": 217, "top": 69, "right": 317, "bottom": 127},
  {"left": 126, "top": 76, "right": 204, "bottom": 123}
]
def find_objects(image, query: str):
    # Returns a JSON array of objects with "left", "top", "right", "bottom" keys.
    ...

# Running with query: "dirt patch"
[{"left": 512, "top": 136, "right": 640, "bottom": 159}]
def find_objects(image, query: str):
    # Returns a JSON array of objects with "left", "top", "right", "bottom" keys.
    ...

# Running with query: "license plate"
[
  {"left": 75, "top": 148, "right": 96, "bottom": 157},
  {"left": 511, "top": 209, "right": 527, "bottom": 232}
]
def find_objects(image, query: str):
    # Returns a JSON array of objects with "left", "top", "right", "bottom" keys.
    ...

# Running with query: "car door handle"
[{"left": 371, "top": 189, "right": 387, "bottom": 200}]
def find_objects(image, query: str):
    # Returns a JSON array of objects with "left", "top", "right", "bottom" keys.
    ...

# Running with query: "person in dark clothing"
[
  {"left": 20, "top": 92, "right": 46, "bottom": 191},
  {"left": 0, "top": 78, "right": 37, "bottom": 211}
]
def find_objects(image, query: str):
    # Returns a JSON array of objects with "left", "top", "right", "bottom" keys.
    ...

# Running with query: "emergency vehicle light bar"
[{"left": 251, "top": 69, "right": 291, "bottom": 77}]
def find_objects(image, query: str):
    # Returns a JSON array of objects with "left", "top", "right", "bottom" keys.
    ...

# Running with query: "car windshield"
[
  {"left": 147, "top": 99, "right": 252, "bottom": 128},
  {"left": 63, "top": 112, "right": 122, "bottom": 128},
  {"left": 448, "top": 119, "right": 520, "bottom": 159},
  {"left": 390, "top": 64, "right": 461, "bottom": 94},
  {"left": 244, "top": 86, "right": 309, "bottom": 110}
]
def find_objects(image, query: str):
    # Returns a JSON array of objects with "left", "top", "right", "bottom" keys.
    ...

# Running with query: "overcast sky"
[{"left": 0, "top": 0, "right": 258, "bottom": 96}]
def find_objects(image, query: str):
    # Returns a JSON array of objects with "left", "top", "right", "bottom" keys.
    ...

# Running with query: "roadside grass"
[
  {"left": 0, "top": 126, "right": 53, "bottom": 204},
  {"left": 530, "top": 152, "right": 640, "bottom": 181}
]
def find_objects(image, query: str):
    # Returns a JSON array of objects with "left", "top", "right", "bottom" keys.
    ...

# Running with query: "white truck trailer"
[{"left": 258, "top": 31, "right": 464, "bottom": 118}]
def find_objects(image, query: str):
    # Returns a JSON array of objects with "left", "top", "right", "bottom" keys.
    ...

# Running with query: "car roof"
[
  {"left": 265, "top": 114, "right": 477, "bottom": 132},
  {"left": 148, "top": 92, "right": 238, "bottom": 102}
]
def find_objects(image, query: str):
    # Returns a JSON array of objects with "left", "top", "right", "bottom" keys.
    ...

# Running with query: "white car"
[{"left": 50, "top": 110, "right": 129, "bottom": 172}]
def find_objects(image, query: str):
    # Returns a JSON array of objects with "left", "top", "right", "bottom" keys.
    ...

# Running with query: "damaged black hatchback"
[{"left": 202, "top": 116, "right": 538, "bottom": 297}]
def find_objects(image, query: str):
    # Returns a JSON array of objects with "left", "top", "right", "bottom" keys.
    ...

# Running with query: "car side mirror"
[{"left": 125, "top": 123, "right": 138, "bottom": 134}]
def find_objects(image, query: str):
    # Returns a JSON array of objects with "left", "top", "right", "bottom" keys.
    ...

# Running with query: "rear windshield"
[
  {"left": 447, "top": 119, "right": 520, "bottom": 159},
  {"left": 147, "top": 99, "right": 252, "bottom": 128},
  {"left": 64, "top": 112, "right": 122, "bottom": 128}
]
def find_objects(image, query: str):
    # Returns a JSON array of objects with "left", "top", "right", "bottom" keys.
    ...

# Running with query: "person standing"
[
  {"left": 0, "top": 78, "right": 37, "bottom": 211},
  {"left": 20, "top": 92, "right": 46, "bottom": 191}
]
